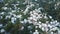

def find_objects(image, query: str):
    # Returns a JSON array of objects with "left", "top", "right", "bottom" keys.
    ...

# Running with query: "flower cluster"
[{"left": 0, "top": 0, "right": 60, "bottom": 34}]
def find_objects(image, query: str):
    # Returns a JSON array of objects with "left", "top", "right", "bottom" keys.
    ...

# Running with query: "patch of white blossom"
[
  {"left": 0, "top": 0, "right": 60, "bottom": 34},
  {"left": 1, "top": 29, "right": 5, "bottom": 33},
  {"left": 26, "top": 7, "right": 60, "bottom": 34},
  {"left": 33, "top": 30, "right": 39, "bottom": 34}
]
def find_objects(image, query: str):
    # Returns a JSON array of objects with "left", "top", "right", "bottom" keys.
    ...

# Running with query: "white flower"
[
  {"left": 12, "top": 10, "right": 16, "bottom": 12},
  {"left": 30, "top": 31, "right": 32, "bottom": 33},
  {"left": 5, "top": 3, "right": 8, "bottom": 6},
  {"left": 0, "top": 16, "right": 3, "bottom": 19},
  {"left": 28, "top": 20, "right": 32, "bottom": 24},
  {"left": 50, "top": 32, "right": 54, "bottom": 34},
  {"left": 1, "top": 29, "right": 5, "bottom": 33},
  {"left": 30, "top": 14, "right": 34, "bottom": 16},
  {"left": 36, "top": 17, "right": 39, "bottom": 19},
  {"left": 33, "top": 30, "right": 39, "bottom": 34},
  {"left": 16, "top": 4, "right": 19, "bottom": 6},
  {"left": 12, "top": 14, "right": 16, "bottom": 17},
  {"left": 30, "top": 4, "right": 35, "bottom": 7},
  {"left": 24, "top": 19, "right": 27, "bottom": 23},
  {"left": 30, "top": 11, "right": 33, "bottom": 14},
  {"left": 50, "top": 27, "right": 58, "bottom": 31},
  {"left": 11, "top": 17, "right": 16, "bottom": 23},
  {"left": 41, "top": 23, "right": 45, "bottom": 27},
  {"left": 50, "top": 22, "right": 53, "bottom": 24},
  {"left": 42, "top": 27, "right": 45, "bottom": 31},
  {"left": 33, "top": 10, "right": 36, "bottom": 13},
  {"left": 49, "top": 16, "right": 52, "bottom": 19},
  {"left": 45, "top": 28, "right": 49, "bottom": 32},
  {"left": 18, "top": 8, "right": 20, "bottom": 10},
  {"left": 35, "top": 30, "right": 38, "bottom": 32},
  {"left": 20, "top": 21, "right": 24, "bottom": 24},
  {"left": 46, "top": 21, "right": 49, "bottom": 23},
  {"left": 12, "top": 4, "right": 17, "bottom": 8},
  {"left": 20, "top": 26, "right": 24, "bottom": 30},
  {"left": 2, "top": 7, "right": 8, "bottom": 10},
  {"left": 39, "top": 24, "right": 42, "bottom": 28},
  {"left": 44, "top": 24, "right": 47, "bottom": 27},
  {"left": 38, "top": 7, "right": 43, "bottom": 10},
  {"left": 44, "top": 15, "right": 48, "bottom": 19},
  {"left": 39, "top": 15, "right": 43, "bottom": 18},
  {"left": 24, "top": 5, "right": 29, "bottom": 15},
  {"left": 48, "top": 24, "right": 52, "bottom": 29},
  {"left": 32, "top": 15, "right": 36, "bottom": 18},
  {"left": 5, "top": 15, "right": 11, "bottom": 19},
  {"left": 9, "top": 12, "right": 13, "bottom": 15},
  {"left": 33, "top": 12, "right": 38, "bottom": 15},
  {"left": 48, "top": 24, "right": 51, "bottom": 27},
  {"left": 0, "top": 12, "right": 5, "bottom": 15},
  {"left": 39, "top": 21, "right": 41, "bottom": 24},
  {"left": 38, "top": 15, "right": 40, "bottom": 18},
  {"left": 29, "top": 17, "right": 33, "bottom": 20},
  {"left": 54, "top": 20, "right": 57, "bottom": 23},
  {"left": 16, "top": 15, "right": 22, "bottom": 18},
  {"left": 55, "top": 22, "right": 59, "bottom": 26},
  {"left": 35, "top": 26, "right": 38, "bottom": 28},
  {"left": 33, "top": 18, "right": 37, "bottom": 22},
  {"left": 0, "top": 24, "right": 3, "bottom": 28},
  {"left": 33, "top": 22, "right": 38, "bottom": 25},
  {"left": 28, "top": 26, "right": 32, "bottom": 29}
]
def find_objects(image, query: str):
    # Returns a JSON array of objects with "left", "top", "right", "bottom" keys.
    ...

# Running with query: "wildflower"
[
  {"left": 28, "top": 26, "right": 32, "bottom": 30},
  {"left": 50, "top": 27, "right": 58, "bottom": 31},
  {"left": 2, "top": 7, "right": 8, "bottom": 10},
  {"left": 28, "top": 20, "right": 32, "bottom": 24},
  {"left": 45, "top": 28, "right": 49, "bottom": 32},
  {"left": 0, "top": 12, "right": 5, "bottom": 15},
  {"left": 30, "top": 31, "right": 32, "bottom": 33},
  {"left": 20, "top": 26, "right": 24, "bottom": 30},
  {"left": 5, "top": 15, "right": 11, "bottom": 19},
  {"left": 12, "top": 14, "right": 16, "bottom": 17},
  {"left": 11, "top": 17, "right": 16, "bottom": 23},
  {"left": 46, "top": 21, "right": 49, "bottom": 23},
  {"left": 49, "top": 16, "right": 52, "bottom": 19},
  {"left": 44, "top": 15, "right": 48, "bottom": 19},
  {"left": 20, "top": 21, "right": 24, "bottom": 24},
  {"left": 39, "top": 21, "right": 41, "bottom": 24},
  {"left": 5, "top": 3, "right": 8, "bottom": 6},
  {"left": 41, "top": 27, "right": 45, "bottom": 31},
  {"left": 1, "top": 29, "right": 5, "bottom": 33},
  {"left": 29, "top": 17, "right": 33, "bottom": 20},
  {"left": 30, "top": 14, "right": 34, "bottom": 17},
  {"left": 30, "top": 11, "right": 33, "bottom": 14},
  {"left": 33, "top": 30, "right": 39, "bottom": 34},
  {"left": 12, "top": 10, "right": 16, "bottom": 12},
  {"left": 24, "top": 19, "right": 28, "bottom": 23},
  {"left": 33, "top": 18, "right": 37, "bottom": 21},
  {"left": 48, "top": 24, "right": 52, "bottom": 29},
  {"left": 0, "top": 16, "right": 3, "bottom": 19},
  {"left": 50, "top": 32, "right": 54, "bottom": 34},
  {"left": 35, "top": 26, "right": 38, "bottom": 28},
  {"left": 16, "top": 15, "right": 22, "bottom": 18},
  {"left": 0, "top": 24, "right": 3, "bottom": 28},
  {"left": 9, "top": 12, "right": 13, "bottom": 15},
  {"left": 39, "top": 24, "right": 42, "bottom": 28}
]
